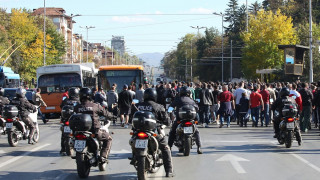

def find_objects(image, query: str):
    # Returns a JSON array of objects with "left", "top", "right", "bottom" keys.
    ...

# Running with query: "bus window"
[{"left": 38, "top": 73, "right": 81, "bottom": 93}]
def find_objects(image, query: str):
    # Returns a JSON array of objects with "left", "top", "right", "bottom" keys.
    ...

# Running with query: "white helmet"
[{"left": 16, "top": 88, "right": 26, "bottom": 98}]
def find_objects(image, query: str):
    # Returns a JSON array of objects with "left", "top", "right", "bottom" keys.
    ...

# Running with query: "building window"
[{"left": 53, "top": 17, "right": 60, "bottom": 23}]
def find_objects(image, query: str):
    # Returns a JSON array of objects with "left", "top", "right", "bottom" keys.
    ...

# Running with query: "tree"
[
  {"left": 241, "top": 9, "right": 297, "bottom": 79},
  {"left": 224, "top": 0, "right": 239, "bottom": 36},
  {"left": 249, "top": 1, "right": 262, "bottom": 15}
]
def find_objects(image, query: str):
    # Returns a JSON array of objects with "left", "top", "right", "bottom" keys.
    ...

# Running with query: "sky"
[{"left": 1, "top": 0, "right": 262, "bottom": 55}]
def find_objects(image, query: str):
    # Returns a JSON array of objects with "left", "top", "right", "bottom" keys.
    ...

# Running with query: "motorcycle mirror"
[
  {"left": 133, "top": 99, "right": 139, "bottom": 104},
  {"left": 196, "top": 99, "right": 200, "bottom": 103},
  {"left": 62, "top": 97, "right": 66, "bottom": 101},
  {"left": 168, "top": 107, "right": 174, "bottom": 113}
]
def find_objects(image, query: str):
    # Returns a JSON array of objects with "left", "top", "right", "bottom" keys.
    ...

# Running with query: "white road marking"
[
  {"left": 203, "top": 140, "right": 279, "bottom": 143},
  {"left": 216, "top": 154, "right": 250, "bottom": 174},
  {"left": 0, "top": 143, "right": 51, "bottom": 169},
  {"left": 290, "top": 153, "right": 320, "bottom": 173},
  {"left": 0, "top": 150, "right": 5, "bottom": 154}
]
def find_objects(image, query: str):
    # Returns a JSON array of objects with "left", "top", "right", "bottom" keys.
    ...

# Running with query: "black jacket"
[
  {"left": 10, "top": 97, "right": 36, "bottom": 118},
  {"left": 134, "top": 100, "right": 169, "bottom": 125},
  {"left": 299, "top": 88, "right": 313, "bottom": 107},
  {"left": 170, "top": 96, "right": 199, "bottom": 111},
  {"left": 199, "top": 88, "right": 214, "bottom": 106},
  {"left": 60, "top": 97, "right": 80, "bottom": 108},
  {"left": 272, "top": 96, "right": 296, "bottom": 118},
  {"left": 118, "top": 90, "right": 134, "bottom": 109},
  {"left": 74, "top": 100, "right": 109, "bottom": 133},
  {"left": 313, "top": 89, "right": 320, "bottom": 107}
]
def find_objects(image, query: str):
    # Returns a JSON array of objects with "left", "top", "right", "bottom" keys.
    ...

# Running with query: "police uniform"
[
  {"left": 60, "top": 97, "right": 80, "bottom": 153},
  {"left": 272, "top": 96, "right": 297, "bottom": 136},
  {"left": 11, "top": 97, "right": 36, "bottom": 139},
  {"left": 134, "top": 100, "right": 174, "bottom": 174},
  {"left": 74, "top": 100, "right": 112, "bottom": 158},
  {"left": 168, "top": 96, "right": 202, "bottom": 149}
]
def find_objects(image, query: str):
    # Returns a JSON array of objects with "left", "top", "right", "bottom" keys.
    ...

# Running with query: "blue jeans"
[
  {"left": 251, "top": 106, "right": 260, "bottom": 127},
  {"left": 200, "top": 105, "right": 210, "bottom": 124},
  {"left": 220, "top": 114, "right": 231, "bottom": 126},
  {"left": 260, "top": 104, "right": 269, "bottom": 126},
  {"left": 37, "top": 107, "right": 46, "bottom": 121}
]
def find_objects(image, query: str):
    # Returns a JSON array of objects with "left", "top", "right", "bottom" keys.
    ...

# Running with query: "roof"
[
  {"left": 32, "top": 7, "right": 68, "bottom": 17},
  {"left": 99, "top": 65, "right": 144, "bottom": 71},
  {"left": 278, "top": 45, "right": 310, "bottom": 50}
]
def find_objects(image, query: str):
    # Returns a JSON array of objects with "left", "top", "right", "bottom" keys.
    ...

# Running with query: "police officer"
[
  {"left": 168, "top": 86, "right": 203, "bottom": 154},
  {"left": 74, "top": 88, "right": 112, "bottom": 162},
  {"left": 0, "top": 88, "right": 9, "bottom": 106},
  {"left": 272, "top": 87, "right": 297, "bottom": 138},
  {"left": 59, "top": 87, "right": 80, "bottom": 155},
  {"left": 11, "top": 88, "right": 37, "bottom": 144},
  {"left": 133, "top": 88, "right": 174, "bottom": 178}
]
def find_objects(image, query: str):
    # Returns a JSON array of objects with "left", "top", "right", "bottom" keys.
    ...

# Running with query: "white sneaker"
[
  {"left": 124, "top": 124, "right": 129, "bottom": 128},
  {"left": 202, "top": 123, "right": 206, "bottom": 127}
]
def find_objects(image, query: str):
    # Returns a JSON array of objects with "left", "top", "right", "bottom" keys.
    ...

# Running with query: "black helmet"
[
  {"left": 68, "top": 87, "right": 79, "bottom": 99},
  {"left": 16, "top": 88, "right": 26, "bottom": 98},
  {"left": 144, "top": 88, "right": 157, "bottom": 102},
  {"left": 280, "top": 87, "right": 290, "bottom": 97},
  {"left": 180, "top": 86, "right": 191, "bottom": 97},
  {"left": 79, "top": 87, "right": 92, "bottom": 101},
  {"left": 0, "top": 88, "right": 4, "bottom": 96}
]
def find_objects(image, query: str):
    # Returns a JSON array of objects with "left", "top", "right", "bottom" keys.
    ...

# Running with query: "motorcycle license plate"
[
  {"left": 6, "top": 123, "right": 13, "bottom": 129},
  {"left": 286, "top": 122, "right": 294, "bottom": 129},
  {"left": 64, "top": 126, "right": 71, "bottom": 133},
  {"left": 135, "top": 139, "right": 148, "bottom": 149},
  {"left": 74, "top": 140, "right": 86, "bottom": 150},
  {"left": 184, "top": 127, "right": 193, "bottom": 134}
]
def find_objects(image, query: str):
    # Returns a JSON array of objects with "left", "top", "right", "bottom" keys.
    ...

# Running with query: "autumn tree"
[{"left": 241, "top": 9, "right": 297, "bottom": 79}]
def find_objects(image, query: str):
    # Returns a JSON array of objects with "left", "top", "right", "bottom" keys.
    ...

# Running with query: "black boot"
[
  {"left": 28, "top": 137, "right": 34, "bottom": 144},
  {"left": 197, "top": 147, "right": 203, "bottom": 154},
  {"left": 166, "top": 170, "right": 175, "bottom": 178}
]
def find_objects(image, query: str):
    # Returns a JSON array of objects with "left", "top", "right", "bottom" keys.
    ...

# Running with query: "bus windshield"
[
  {"left": 99, "top": 70, "right": 142, "bottom": 91},
  {"left": 38, "top": 73, "right": 81, "bottom": 93}
]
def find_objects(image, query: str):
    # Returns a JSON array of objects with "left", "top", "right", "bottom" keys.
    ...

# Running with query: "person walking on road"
[
  {"left": 239, "top": 92, "right": 250, "bottom": 127},
  {"left": 199, "top": 83, "right": 214, "bottom": 127},
  {"left": 118, "top": 84, "right": 134, "bottom": 128},
  {"left": 234, "top": 82, "right": 246, "bottom": 125},
  {"left": 250, "top": 85, "right": 264, "bottom": 127},
  {"left": 217, "top": 85, "right": 235, "bottom": 128},
  {"left": 299, "top": 83, "right": 314, "bottom": 132},
  {"left": 36, "top": 88, "right": 47, "bottom": 124},
  {"left": 135, "top": 83, "right": 145, "bottom": 103},
  {"left": 313, "top": 81, "right": 320, "bottom": 130},
  {"left": 260, "top": 84, "right": 270, "bottom": 127}
]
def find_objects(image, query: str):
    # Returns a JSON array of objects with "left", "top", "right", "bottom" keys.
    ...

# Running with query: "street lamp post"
[
  {"left": 70, "top": 14, "right": 81, "bottom": 63},
  {"left": 213, "top": 12, "right": 225, "bottom": 82},
  {"left": 309, "top": 0, "right": 313, "bottom": 83},
  {"left": 80, "top": 26, "right": 95, "bottom": 63},
  {"left": 43, "top": 0, "right": 46, "bottom": 66},
  {"left": 190, "top": 26, "right": 206, "bottom": 36}
]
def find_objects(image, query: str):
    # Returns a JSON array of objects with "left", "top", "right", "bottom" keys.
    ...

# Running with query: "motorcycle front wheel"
[
  {"left": 8, "top": 128, "right": 19, "bottom": 147},
  {"left": 76, "top": 152, "right": 91, "bottom": 178},
  {"left": 285, "top": 131, "right": 293, "bottom": 148},
  {"left": 64, "top": 136, "right": 74, "bottom": 156},
  {"left": 33, "top": 127, "right": 40, "bottom": 143},
  {"left": 137, "top": 156, "right": 147, "bottom": 180},
  {"left": 183, "top": 136, "right": 191, "bottom": 156}
]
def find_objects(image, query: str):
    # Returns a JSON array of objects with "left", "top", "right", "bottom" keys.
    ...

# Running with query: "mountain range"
[{"left": 137, "top": 53, "right": 164, "bottom": 67}]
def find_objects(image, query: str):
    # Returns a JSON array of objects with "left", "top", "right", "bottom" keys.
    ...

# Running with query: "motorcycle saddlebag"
[
  {"left": 3, "top": 105, "right": 19, "bottom": 119},
  {"left": 69, "top": 113, "right": 92, "bottom": 131},
  {"left": 282, "top": 104, "right": 298, "bottom": 117},
  {"left": 61, "top": 105, "right": 74, "bottom": 120}
]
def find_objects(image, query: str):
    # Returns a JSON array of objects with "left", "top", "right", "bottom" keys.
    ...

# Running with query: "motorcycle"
[
  {"left": 0, "top": 113, "right": 6, "bottom": 135},
  {"left": 69, "top": 113, "right": 110, "bottom": 178},
  {"left": 277, "top": 103, "right": 302, "bottom": 148},
  {"left": 129, "top": 111, "right": 165, "bottom": 180},
  {"left": 168, "top": 105, "right": 197, "bottom": 156},
  {"left": 60, "top": 105, "right": 75, "bottom": 156},
  {"left": 4, "top": 105, "right": 40, "bottom": 147}
]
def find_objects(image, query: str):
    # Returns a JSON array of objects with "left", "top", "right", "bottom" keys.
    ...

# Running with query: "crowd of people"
[{"left": 91, "top": 80, "right": 320, "bottom": 136}]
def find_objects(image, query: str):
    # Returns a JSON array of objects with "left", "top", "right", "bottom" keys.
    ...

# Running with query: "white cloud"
[
  {"left": 111, "top": 16, "right": 154, "bottom": 23},
  {"left": 189, "top": 8, "right": 213, "bottom": 14},
  {"left": 155, "top": 11, "right": 163, "bottom": 15}
]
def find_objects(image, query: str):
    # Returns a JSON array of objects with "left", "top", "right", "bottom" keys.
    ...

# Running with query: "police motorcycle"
[
  {"left": 168, "top": 105, "right": 197, "bottom": 156},
  {"left": 4, "top": 104, "right": 39, "bottom": 147},
  {"left": 276, "top": 103, "right": 302, "bottom": 148},
  {"left": 69, "top": 113, "right": 110, "bottom": 178},
  {"left": 60, "top": 105, "right": 76, "bottom": 156}
]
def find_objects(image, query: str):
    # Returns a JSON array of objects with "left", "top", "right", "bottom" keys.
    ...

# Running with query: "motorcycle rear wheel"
[
  {"left": 76, "top": 153, "right": 91, "bottom": 178},
  {"left": 137, "top": 156, "right": 147, "bottom": 180},
  {"left": 183, "top": 136, "right": 191, "bottom": 156},
  {"left": 285, "top": 131, "right": 293, "bottom": 148},
  {"left": 8, "top": 128, "right": 19, "bottom": 147}
]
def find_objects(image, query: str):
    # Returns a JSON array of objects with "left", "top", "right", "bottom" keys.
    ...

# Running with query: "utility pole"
[
  {"left": 105, "top": 41, "right": 107, "bottom": 65},
  {"left": 80, "top": 26, "right": 95, "bottom": 63},
  {"left": 230, "top": 40, "right": 233, "bottom": 81},
  {"left": 185, "top": 50, "right": 188, "bottom": 81},
  {"left": 190, "top": 26, "right": 206, "bottom": 36},
  {"left": 111, "top": 46, "right": 114, "bottom": 65},
  {"left": 246, "top": 0, "right": 248, "bottom": 32},
  {"left": 309, "top": 0, "right": 313, "bottom": 83},
  {"left": 70, "top": 14, "right": 81, "bottom": 64},
  {"left": 213, "top": 12, "right": 225, "bottom": 82},
  {"left": 43, "top": 0, "right": 46, "bottom": 66},
  {"left": 190, "top": 38, "right": 193, "bottom": 82}
]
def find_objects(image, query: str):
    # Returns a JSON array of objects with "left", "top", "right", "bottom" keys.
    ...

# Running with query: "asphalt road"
[{"left": 0, "top": 119, "right": 320, "bottom": 180}]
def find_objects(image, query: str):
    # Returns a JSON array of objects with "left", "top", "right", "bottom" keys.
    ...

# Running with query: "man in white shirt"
[{"left": 233, "top": 82, "right": 247, "bottom": 125}]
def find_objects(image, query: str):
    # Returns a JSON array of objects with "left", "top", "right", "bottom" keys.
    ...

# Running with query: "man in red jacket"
[
  {"left": 250, "top": 85, "right": 264, "bottom": 127},
  {"left": 260, "top": 84, "right": 270, "bottom": 127}
]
